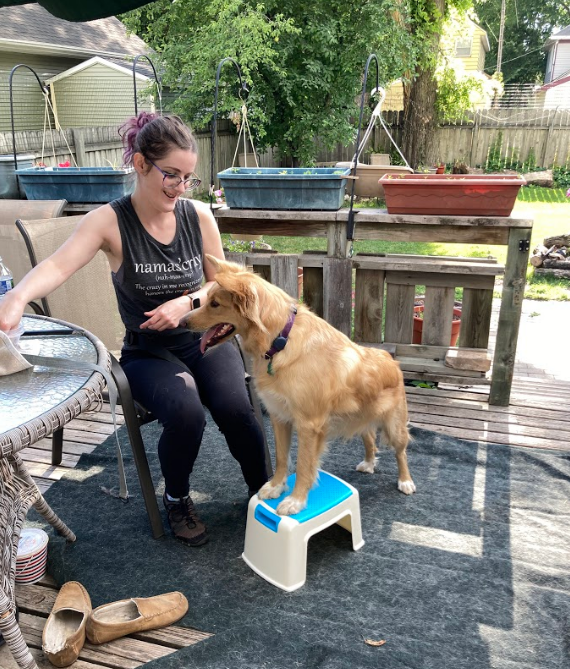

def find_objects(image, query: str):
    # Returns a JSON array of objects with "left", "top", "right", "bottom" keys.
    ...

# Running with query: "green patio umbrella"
[{"left": 0, "top": 0, "right": 158, "bottom": 21}]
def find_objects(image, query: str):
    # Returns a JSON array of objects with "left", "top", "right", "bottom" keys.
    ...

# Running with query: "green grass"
[
  {"left": 517, "top": 186, "right": 569, "bottom": 203},
  {"left": 226, "top": 186, "right": 569, "bottom": 301}
]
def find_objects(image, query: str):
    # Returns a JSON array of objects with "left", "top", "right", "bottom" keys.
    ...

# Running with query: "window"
[{"left": 455, "top": 37, "right": 472, "bottom": 57}]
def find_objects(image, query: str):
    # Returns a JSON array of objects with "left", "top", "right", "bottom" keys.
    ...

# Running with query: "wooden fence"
[
  {"left": 2, "top": 107, "right": 570, "bottom": 194},
  {"left": 356, "top": 108, "right": 570, "bottom": 169}
]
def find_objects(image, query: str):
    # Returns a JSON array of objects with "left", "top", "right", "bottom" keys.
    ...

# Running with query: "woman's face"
[{"left": 135, "top": 147, "right": 198, "bottom": 211}]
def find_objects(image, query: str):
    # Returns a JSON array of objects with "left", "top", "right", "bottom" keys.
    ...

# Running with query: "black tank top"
[{"left": 110, "top": 195, "right": 203, "bottom": 336}]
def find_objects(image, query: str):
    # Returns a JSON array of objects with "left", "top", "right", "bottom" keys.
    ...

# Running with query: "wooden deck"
[{"left": 4, "top": 299, "right": 570, "bottom": 668}]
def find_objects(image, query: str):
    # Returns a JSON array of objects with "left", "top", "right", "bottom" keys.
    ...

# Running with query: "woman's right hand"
[{"left": 0, "top": 291, "right": 26, "bottom": 332}]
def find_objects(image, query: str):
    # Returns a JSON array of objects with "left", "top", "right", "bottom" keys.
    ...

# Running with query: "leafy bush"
[{"left": 553, "top": 166, "right": 570, "bottom": 189}]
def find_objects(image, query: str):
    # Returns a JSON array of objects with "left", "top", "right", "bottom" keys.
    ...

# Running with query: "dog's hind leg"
[
  {"left": 356, "top": 429, "right": 378, "bottom": 474},
  {"left": 383, "top": 407, "right": 416, "bottom": 495},
  {"left": 258, "top": 418, "right": 292, "bottom": 501},
  {"left": 276, "top": 422, "right": 326, "bottom": 516}
]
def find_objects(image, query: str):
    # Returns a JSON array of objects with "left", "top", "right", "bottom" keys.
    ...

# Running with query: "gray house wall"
[{"left": 0, "top": 52, "right": 82, "bottom": 132}]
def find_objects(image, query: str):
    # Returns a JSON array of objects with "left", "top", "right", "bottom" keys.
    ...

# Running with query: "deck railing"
[{"left": 224, "top": 249, "right": 504, "bottom": 387}]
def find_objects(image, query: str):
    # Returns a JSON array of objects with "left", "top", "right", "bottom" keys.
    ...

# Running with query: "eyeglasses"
[{"left": 147, "top": 159, "right": 201, "bottom": 191}]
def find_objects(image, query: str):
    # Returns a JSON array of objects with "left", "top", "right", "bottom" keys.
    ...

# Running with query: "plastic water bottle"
[{"left": 0, "top": 255, "right": 14, "bottom": 296}]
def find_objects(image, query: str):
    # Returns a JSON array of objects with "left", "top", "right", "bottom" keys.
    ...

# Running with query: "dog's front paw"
[
  {"left": 398, "top": 479, "right": 416, "bottom": 495},
  {"left": 356, "top": 460, "right": 375, "bottom": 474},
  {"left": 276, "top": 496, "right": 305, "bottom": 516},
  {"left": 257, "top": 481, "right": 286, "bottom": 500}
]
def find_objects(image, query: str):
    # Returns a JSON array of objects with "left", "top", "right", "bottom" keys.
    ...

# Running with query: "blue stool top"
[{"left": 261, "top": 470, "right": 353, "bottom": 525}]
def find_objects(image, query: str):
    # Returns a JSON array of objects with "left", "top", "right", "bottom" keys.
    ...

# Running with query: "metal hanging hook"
[
  {"left": 210, "top": 57, "right": 248, "bottom": 211},
  {"left": 9, "top": 64, "right": 49, "bottom": 195},
  {"left": 346, "top": 54, "right": 380, "bottom": 245},
  {"left": 132, "top": 54, "right": 163, "bottom": 116}
]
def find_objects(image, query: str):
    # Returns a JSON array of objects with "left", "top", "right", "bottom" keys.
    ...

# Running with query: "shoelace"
[{"left": 170, "top": 497, "right": 199, "bottom": 528}]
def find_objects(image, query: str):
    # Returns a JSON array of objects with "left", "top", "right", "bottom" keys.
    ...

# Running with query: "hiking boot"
[{"left": 163, "top": 493, "right": 208, "bottom": 546}]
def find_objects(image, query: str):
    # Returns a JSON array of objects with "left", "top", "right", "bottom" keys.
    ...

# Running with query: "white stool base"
[{"left": 242, "top": 470, "right": 364, "bottom": 592}]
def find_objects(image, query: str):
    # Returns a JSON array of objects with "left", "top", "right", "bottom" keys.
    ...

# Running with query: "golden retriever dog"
[{"left": 187, "top": 255, "right": 415, "bottom": 516}]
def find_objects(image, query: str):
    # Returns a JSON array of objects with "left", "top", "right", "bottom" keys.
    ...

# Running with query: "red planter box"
[{"left": 379, "top": 174, "right": 526, "bottom": 216}]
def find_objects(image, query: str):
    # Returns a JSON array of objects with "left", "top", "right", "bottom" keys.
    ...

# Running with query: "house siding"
[
  {"left": 0, "top": 52, "right": 82, "bottom": 132},
  {"left": 385, "top": 21, "right": 487, "bottom": 112},
  {"left": 50, "top": 63, "right": 154, "bottom": 128},
  {"left": 478, "top": 39, "right": 486, "bottom": 72},
  {"left": 544, "top": 81, "right": 570, "bottom": 109},
  {"left": 454, "top": 26, "right": 487, "bottom": 74},
  {"left": 552, "top": 42, "right": 570, "bottom": 80}
]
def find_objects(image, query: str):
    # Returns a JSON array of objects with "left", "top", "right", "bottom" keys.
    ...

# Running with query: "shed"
[
  {"left": 0, "top": 5, "right": 153, "bottom": 132},
  {"left": 45, "top": 57, "right": 154, "bottom": 129}
]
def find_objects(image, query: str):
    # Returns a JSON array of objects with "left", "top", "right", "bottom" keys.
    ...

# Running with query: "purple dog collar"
[{"left": 264, "top": 307, "right": 297, "bottom": 360}]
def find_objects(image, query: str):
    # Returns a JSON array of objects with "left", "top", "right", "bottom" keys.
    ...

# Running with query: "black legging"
[{"left": 120, "top": 335, "right": 268, "bottom": 499}]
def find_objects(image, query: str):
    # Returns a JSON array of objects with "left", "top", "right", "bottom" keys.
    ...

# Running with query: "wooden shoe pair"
[{"left": 42, "top": 582, "right": 188, "bottom": 666}]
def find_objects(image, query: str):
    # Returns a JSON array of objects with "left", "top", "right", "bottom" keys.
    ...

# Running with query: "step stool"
[{"left": 242, "top": 470, "right": 364, "bottom": 592}]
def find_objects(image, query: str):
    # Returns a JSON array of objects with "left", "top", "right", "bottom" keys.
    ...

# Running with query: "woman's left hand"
[{"left": 141, "top": 295, "right": 194, "bottom": 331}]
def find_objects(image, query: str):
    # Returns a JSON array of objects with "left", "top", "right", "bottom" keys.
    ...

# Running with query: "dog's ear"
[
  {"left": 205, "top": 254, "right": 243, "bottom": 275},
  {"left": 215, "top": 272, "right": 268, "bottom": 334}
]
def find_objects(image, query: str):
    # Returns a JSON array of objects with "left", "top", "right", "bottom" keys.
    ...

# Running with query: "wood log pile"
[{"left": 531, "top": 233, "right": 570, "bottom": 279}]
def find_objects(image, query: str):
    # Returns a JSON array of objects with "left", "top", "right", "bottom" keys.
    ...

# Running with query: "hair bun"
[
  {"left": 136, "top": 111, "right": 158, "bottom": 128},
  {"left": 119, "top": 111, "right": 159, "bottom": 166}
]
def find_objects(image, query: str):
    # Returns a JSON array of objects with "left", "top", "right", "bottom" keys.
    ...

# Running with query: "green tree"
[
  {"left": 122, "top": 0, "right": 417, "bottom": 165},
  {"left": 474, "top": 0, "right": 570, "bottom": 83},
  {"left": 400, "top": 0, "right": 473, "bottom": 169}
]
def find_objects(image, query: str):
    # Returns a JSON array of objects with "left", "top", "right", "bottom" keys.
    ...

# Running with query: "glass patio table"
[{"left": 0, "top": 314, "right": 109, "bottom": 669}]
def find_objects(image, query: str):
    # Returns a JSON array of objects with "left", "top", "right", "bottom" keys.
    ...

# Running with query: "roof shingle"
[{"left": 0, "top": 5, "right": 149, "bottom": 56}]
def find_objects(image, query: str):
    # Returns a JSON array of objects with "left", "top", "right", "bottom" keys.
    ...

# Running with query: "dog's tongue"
[{"left": 200, "top": 327, "right": 218, "bottom": 354}]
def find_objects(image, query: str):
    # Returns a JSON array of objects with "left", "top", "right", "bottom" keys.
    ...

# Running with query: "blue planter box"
[
  {"left": 15, "top": 166, "right": 135, "bottom": 203},
  {"left": 217, "top": 167, "right": 351, "bottom": 210}
]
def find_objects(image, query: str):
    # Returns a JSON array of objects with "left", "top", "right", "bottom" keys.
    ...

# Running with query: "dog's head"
[{"left": 187, "top": 255, "right": 274, "bottom": 354}]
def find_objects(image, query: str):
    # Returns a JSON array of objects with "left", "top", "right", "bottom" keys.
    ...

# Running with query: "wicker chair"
[
  {"left": 12, "top": 216, "right": 272, "bottom": 541},
  {"left": 1, "top": 322, "right": 108, "bottom": 669}
]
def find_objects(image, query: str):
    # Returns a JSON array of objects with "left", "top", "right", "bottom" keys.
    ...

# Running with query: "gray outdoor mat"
[{"left": 34, "top": 414, "right": 570, "bottom": 669}]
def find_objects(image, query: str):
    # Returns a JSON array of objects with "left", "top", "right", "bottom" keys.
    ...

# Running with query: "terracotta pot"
[
  {"left": 380, "top": 174, "right": 526, "bottom": 216},
  {"left": 435, "top": 164, "right": 445, "bottom": 174},
  {"left": 413, "top": 306, "right": 462, "bottom": 346},
  {"left": 238, "top": 152, "right": 257, "bottom": 167},
  {"left": 369, "top": 153, "right": 391, "bottom": 166}
]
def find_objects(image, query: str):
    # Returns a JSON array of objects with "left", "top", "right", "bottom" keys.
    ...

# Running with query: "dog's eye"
[{"left": 210, "top": 300, "right": 219, "bottom": 308}]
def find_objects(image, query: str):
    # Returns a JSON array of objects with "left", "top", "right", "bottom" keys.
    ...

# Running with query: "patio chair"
[
  {"left": 14, "top": 216, "right": 125, "bottom": 352},
  {"left": 13, "top": 216, "right": 272, "bottom": 540},
  {"left": 0, "top": 199, "right": 67, "bottom": 316}
]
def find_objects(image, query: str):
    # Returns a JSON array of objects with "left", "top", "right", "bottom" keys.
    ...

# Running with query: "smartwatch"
[{"left": 192, "top": 296, "right": 201, "bottom": 310}]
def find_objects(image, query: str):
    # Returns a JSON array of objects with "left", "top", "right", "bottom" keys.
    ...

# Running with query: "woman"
[{"left": 0, "top": 112, "right": 268, "bottom": 546}]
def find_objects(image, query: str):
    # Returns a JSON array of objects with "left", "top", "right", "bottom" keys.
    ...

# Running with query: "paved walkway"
[
  {"left": 458, "top": 296, "right": 570, "bottom": 402},
  {"left": 511, "top": 298, "right": 570, "bottom": 383}
]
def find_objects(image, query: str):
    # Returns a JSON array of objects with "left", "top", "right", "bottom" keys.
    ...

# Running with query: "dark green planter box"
[
  {"left": 15, "top": 166, "right": 135, "bottom": 203},
  {"left": 217, "top": 167, "right": 351, "bottom": 210}
]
